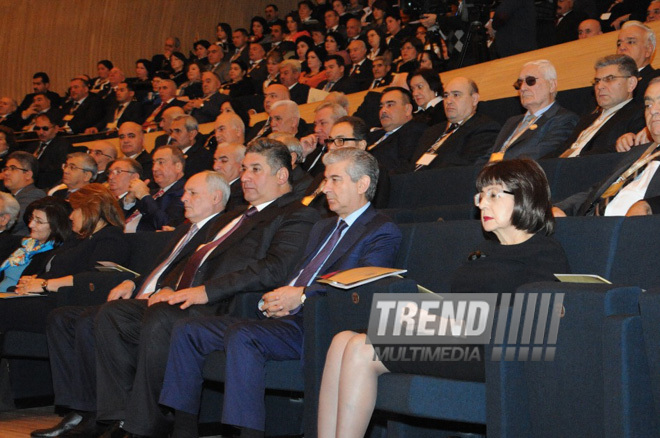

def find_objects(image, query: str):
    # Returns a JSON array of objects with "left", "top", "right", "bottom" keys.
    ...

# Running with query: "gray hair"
[
  {"left": 0, "top": 192, "right": 20, "bottom": 230},
  {"left": 521, "top": 59, "right": 557, "bottom": 81},
  {"left": 110, "top": 157, "right": 143, "bottom": 179},
  {"left": 268, "top": 133, "right": 303, "bottom": 163},
  {"left": 67, "top": 151, "right": 98, "bottom": 180},
  {"left": 595, "top": 54, "right": 638, "bottom": 77},
  {"left": 271, "top": 100, "right": 300, "bottom": 120},
  {"left": 322, "top": 147, "right": 379, "bottom": 201},
  {"left": 200, "top": 170, "right": 231, "bottom": 209},
  {"left": 280, "top": 59, "right": 302, "bottom": 74},
  {"left": 621, "top": 20, "right": 656, "bottom": 51},
  {"left": 324, "top": 92, "right": 350, "bottom": 113},
  {"left": 315, "top": 101, "right": 348, "bottom": 122},
  {"left": 173, "top": 114, "right": 199, "bottom": 132}
]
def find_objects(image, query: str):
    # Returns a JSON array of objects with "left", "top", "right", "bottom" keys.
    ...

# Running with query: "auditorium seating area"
[{"left": 5, "top": 2, "right": 660, "bottom": 438}]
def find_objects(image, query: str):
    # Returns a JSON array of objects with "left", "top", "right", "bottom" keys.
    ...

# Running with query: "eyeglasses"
[
  {"left": 324, "top": 137, "right": 360, "bottom": 147},
  {"left": 513, "top": 76, "right": 539, "bottom": 91},
  {"left": 591, "top": 75, "right": 632, "bottom": 86},
  {"left": 2, "top": 165, "right": 28, "bottom": 173},
  {"left": 62, "top": 163, "right": 93, "bottom": 172},
  {"left": 88, "top": 150, "right": 114, "bottom": 159},
  {"left": 474, "top": 189, "right": 514, "bottom": 207},
  {"left": 33, "top": 126, "right": 51, "bottom": 131},
  {"left": 108, "top": 169, "right": 136, "bottom": 176},
  {"left": 28, "top": 215, "right": 48, "bottom": 225}
]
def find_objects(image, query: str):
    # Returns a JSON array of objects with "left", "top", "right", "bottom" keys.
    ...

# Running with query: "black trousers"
[
  {"left": 47, "top": 305, "right": 100, "bottom": 411},
  {"left": 95, "top": 300, "right": 216, "bottom": 437}
]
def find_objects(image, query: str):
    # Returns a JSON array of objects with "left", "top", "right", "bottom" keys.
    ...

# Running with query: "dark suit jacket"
[
  {"left": 246, "top": 119, "right": 271, "bottom": 142},
  {"left": 316, "top": 76, "right": 360, "bottom": 94},
  {"left": 11, "top": 184, "right": 46, "bottom": 236},
  {"left": 492, "top": 0, "right": 537, "bottom": 58},
  {"left": 209, "top": 61, "right": 231, "bottom": 84},
  {"left": 556, "top": 100, "right": 645, "bottom": 157},
  {"left": 154, "top": 134, "right": 171, "bottom": 150},
  {"left": 97, "top": 101, "right": 145, "bottom": 130},
  {"left": 300, "top": 206, "right": 402, "bottom": 297},
  {"left": 226, "top": 179, "right": 247, "bottom": 212},
  {"left": 301, "top": 144, "right": 326, "bottom": 178},
  {"left": 147, "top": 98, "right": 186, "bottom": 124},
  {"left": 19, "top": 91, "right": 62, "bottom": 112},
  {"left": 348, "top": 58, "right": 374, "bottom": 91},
  {"left": 412, "top": 102, "right": 447, "bottom": 127},
  {"left": 25, "top": 136, "right": 73, "bottom": 190},
  {"left": 412, "top": 112, "right": 501, "bottom": 170},
  {"left": 133, "top": 150, "right": 154, "bottom": 182},
  {"left": 491, "top": 102, "right": 579, "bottom": 160},
  {"left": 59, "top": 93, "right": 106, "bottom": 134},
  {"left": 367, "top": 120, "right": 429, "bottom": 174},
  {"left": 247, "top": 59, "right": 269, "bottom": 93},
  {"left": 0, "top": 112, "right": 23, "bottom": 131},
  {"left": 160, "top": 192, "right": 318, "bottom": 314},
  {"left": 181, "top": 141, "right": 213, "bottom": 180},
  {"left": 190, "top": 92, "right": 229, "bottom": 124},
  {"left": 20, "top": 107, "right": 63, "bottom": 129},
  {"left": 555, "top": 144, "right": 660, "bottom": 216},
  {"left": 230, "top": 46, "right": 250, "bottom": 65},
  {"left": 0, "top": 232, "right": 21, "bottom": 264},
  {"left": 289, "top": 83, "right": 311, "bottom": 105},
  {"left": 353, "top": 90, "right": 384, "bottom": 129},
  {"left": 555, "top": 9, "right": 587, "bottom": 44},
  {"left": 635, "top": 65, "right": 660, "bottom": 105},
  {"left": 291, "top": 165, "right": 313, "bottom": 199},
  {"left": 136, "top": 178, "right": 186, "bottom": 231}
]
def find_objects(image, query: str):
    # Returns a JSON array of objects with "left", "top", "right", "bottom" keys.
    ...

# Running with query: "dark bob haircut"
[
  {"left": 476, "top": 158, "right": 555, "bottom": 236},
  {"left": 24, "top": 197, "right": 72, "bottom": 245},
  {"left": 407, "top": 68, "right": 443, "bottom": 95}
]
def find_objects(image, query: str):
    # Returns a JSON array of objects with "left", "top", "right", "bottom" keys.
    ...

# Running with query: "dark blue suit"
[
  {"left": 135, "top": 178, "right": 185, "bottom": 231},
  {"left": 159, "top": 205, "right": 402, "bottom": 431}
]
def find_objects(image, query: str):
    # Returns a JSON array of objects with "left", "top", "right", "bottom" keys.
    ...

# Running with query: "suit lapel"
[{"left": 511, "top": 103, "right": 559, "bottom": 148}]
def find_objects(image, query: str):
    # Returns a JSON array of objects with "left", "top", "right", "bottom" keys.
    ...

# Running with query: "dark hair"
[
  {"left": 326, "top": 8, "right": 339, "bottom": 18},
  {"left": 218, "top": 22, "right": 233, "bottom": 37},
  {"left": 70, "top": 77, "right": 90, "bottom": 88},
  {"left": 246, "top": 138, "right": 293, "bottom": 184},
  {"left": 298, "top": 0, "right": 314, "bottom": 10},
  {"left": 267, "top": 50, "right": 284, "bottom": 64},
  {"left": 194, "top": 39, "right": 211, "bottom": 50},
  {"left": 285, "top": 12, "right": 302, "bottom": 29},
  {"left": 323, "top": 147, "right": 379, "bottom": 201},
  {"left": 153, "top": 70, "right": 171, "bottom": 80},
  {"left": 476, "top": 158, "right": 555, "bottom": 235},
  {"left": 222, "top": 99, "right": 251, "bottom": 129},
  {"left": 384, "top": 11, "right": 401, "bottom": 22},
  {"left": 8, "top": 151, "right": 38, "bottom": 176},
  {"left": 98, "top": 60, "right": 114, "bottom": 70},
  {"left": 407, "top": 68, "right": 443, "bottom": 95},
  {"left": 251, "top": 16, "right": 270, "bottom": 35},
  {"left": 0, "top": 126, "right": 17, "bottom": 152},
  {"left": 266, "top": 3, "right": 278, "bottom": 11},
  {"left": 234, "top": 28, "right": 249, "bottom": 37},
  {"left": 33, "top": 72, "right": 50, "bottom": 83},
  {"left": 326, "top": 31, "right": 347, "bottom": 50},
  {"left": 401, "top": 36, "right": 424, "bottom": 54},
  {"left": 120, "top": 81, "right": 136, "bottom": 93},
  {"left": 326, "top": 53, "right": 346, "bottom": 68},
  {"left": 366, "top": 27, "right": 388, "bottom": 53},
  {"left": 186, "top": 60, "right": 205, "bottom": 77},
  {"left": 136, "top": 59, "right": 153, "bottom": 79},
  {"left": 296, "top": 35, "right": 316, "bottom": 59},
  {"left": 335, "top": 116, "right": 368, "bottom": 140},
  {"left": 24, "top": 197, "right": 72, "bottom": 245},
  {"left": 383, "top": 86, "right": 414, "bottom": 106},
  {"left": 419, "top": 50, "right": 443, "bottom": 73},
  {"left": 372, "top": 0, "right": 390, "bottom": 13},
  {"left": 306, "top": 46, "right": 327, "bottom": 69},
  {"left": 594, "top": 53, "right": 638, "bottom": 77},
  {"left": 231, "top": 60, "right": 248, "bottom": 74},
  {"left": 170, "top": 51, "right": 188, "bottom": 64},
  {"left": 35, "top": 113, "right": 57, "bottom": 127},
  {"left": 68, "top": 184, "right": 124, "bottom": 239}
]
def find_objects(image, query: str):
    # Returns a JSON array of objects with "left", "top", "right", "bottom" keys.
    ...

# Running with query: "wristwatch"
[
  {"left": 300, "top": 289, "right": 307, "bottom": 305},
  {"left": 41, "top": 279, "right": 49, "bottom": 292}
]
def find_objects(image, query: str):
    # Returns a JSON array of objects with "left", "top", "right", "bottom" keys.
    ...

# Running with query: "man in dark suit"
[
  {"left": 154, "top": 106, "right": 185, "bottom": 149},
  {"left": 367, "top": 87, "right": 428, "bottom": 174},
  {"left": 2, "top": 152, "right": 45, "bottom": 236},
  {"left": 247, "top": 43, "right": 269, "bottom": 93},
  {"left": 151, "top": 37, "right": 180, "bottom": 74},
  {"left": 270, "top": 100, "right": 312, "bottom": 140},
  {"left": 123, "top": 145, "right": 186, "bottom": 232},
  {"left": 554, "top": 79, "right": 660, "bottom": 217},
  {"left": 87, "top": 140, "right": 118, "bottom": 184},
  {"left": 19, "top": 93, "right": 62, "bottom": 131},
  {"left": 142, "top": 79, "right": 185, "bottom": 130},
  {"left": 94, "top": 140, "right": 318, "bottom": 437},
  {"left": 317, "top": 55, "right": 360, "bottom": 94},
  {"left": 169, "top": 115, "right": 213, "bottom": 179},
  {"left": 490, "top": 60, "right": 578, "bottom": 161},
  {"left": 247, "top": 84, "right": 290, "bottom": 141},
  {"left": 0, "top": 97, "right": 23, "bottom": 131},
  {"left": 555, "top": 0, "right": 588, "bottom": 44},
  {"left": 300, "top": 102, "right": 348, "bottom": 178},
  {"left": 490, "top": 0, "right": 537, "bottom": 58},
  {"left": 557, "top": 54, "right": 644, "bottom": 157},
  {"left": 58, "top": 78, "right": 105, "bottom": 134},
  {"left": 207, "top": 44, "right": 231, "bottom": 84},
  {"left": 279, "top": 60, "right": 311, "bottom": 105},
  {"left": 90, "top": 82, "right": 144, "bottom": 133},
  {"left": 324, "top": 9, "right": 347, "bottom": 38},
  {"left": 368, "top": 56, "right": 393, "bottom": 90},
  {"left": 616, "top": 21, "right": 659, "bottom": 104},
  {"left": 51, "top": 152, "right": 97, "bottom": 199},
  {"left": 213, "top": 142, "right": 246, "bottom": 212},
  {"left": 413, "top": 77, "right": 501, "bottom": 171},
  {"left": 18, "top": 72, "right": 61, "bottom": 113},
  {"left": 24, "top": 114, "right": 72, "bottom": 190},
  {"left": 230, "top": 28, "right": 251, "bottom": 65},
  {"left": 346, "top": 39, "right": 373, "bottom": 91},
  {"left": 29, "top": 171, "right": 230, "bottom": 438},
  {"left": 159, "top": 147, "right": 402, "bottom": 438},
  {"left": 188, "top": 72, "right": 228, "bottom": 124},
  {"left": 118, "top": 122, "right": 153, "bottom": 183}
]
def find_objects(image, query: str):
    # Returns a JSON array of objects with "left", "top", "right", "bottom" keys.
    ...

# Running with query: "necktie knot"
[{"left": 244, "top": 206, "right": 258, "bottom": 218}]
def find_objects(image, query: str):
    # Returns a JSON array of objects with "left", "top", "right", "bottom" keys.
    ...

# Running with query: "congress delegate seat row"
[{"left": 201, "top": 215, "right": 660, "bottom": 437}]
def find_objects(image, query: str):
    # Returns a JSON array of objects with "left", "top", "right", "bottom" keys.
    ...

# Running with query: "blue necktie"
[{"left": 294, "top": 220, "right": 348, "bottom": 287}]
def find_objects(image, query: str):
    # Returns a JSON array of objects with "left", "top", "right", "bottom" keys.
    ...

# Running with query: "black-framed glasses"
[
  {"left": 108, "top": 169, "right": 136, "bottom": 176},
  {"left": 324, "top": 137, "right": 360, "bottom": 147},
  {"left": 62, "top": 163, "right": 93, "bottom": 172},
  {"left": 2, "top": 165, "right": 28, "bottom": 173},
  {"left": 474, "top": 189, "right": 514, "bottom": 207},
  {"left": 88, "top": 150, "right": 114, "bottom": 159},
  {"left": 591, "top": 75, "right": 632, "bottom": 86},
  {"left": 513, "top": 76, "right": 539, "bottom": 91},
  {"left": 33, "top": 126, "right": 51, "bottom": 131}
]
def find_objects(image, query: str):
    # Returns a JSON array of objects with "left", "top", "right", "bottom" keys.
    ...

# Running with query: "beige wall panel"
[{"left": 0, "top": 0, "right": 298, "bottom": 101}]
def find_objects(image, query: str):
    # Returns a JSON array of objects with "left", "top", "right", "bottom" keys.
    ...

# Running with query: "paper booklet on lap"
[
  {"left": 554, "top": 274, "right": 612, "bottom": 284},
  {"left": 0, "top": 292, "right": 45, "bottom": 298},
  {"left": 317, "top": 267, "right": 408, "bottom": 289},
  {"left": 96, "top": 261, "right": 140, "bottom": 277}
]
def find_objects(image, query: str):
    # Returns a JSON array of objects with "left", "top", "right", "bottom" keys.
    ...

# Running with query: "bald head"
[
  {"left": 213, "top": 142, "right": 246, "bottom": 182},
  {"left": 578, "top": 19, "right": 602, "bottom": 39},
  {"left": 160, "top": 106, "right": 186, "bottom": 132},
  {"left": 214, "top": 113, "right": 245, "bottom": 144},
  {"left": 264, "top": 84, "right": 290, "bottom": 114},
  {"left": 443, "top": 77, "right": 480, "bottom": 124},
  {"left": 118, "top": 122, "right": 145, "bottom": 156}
]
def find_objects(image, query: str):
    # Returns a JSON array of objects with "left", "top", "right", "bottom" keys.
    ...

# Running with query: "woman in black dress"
[
  {"left": 317, "top": 158, "right": 570, "bottom": 438},
  {"left": 220, "top": 61, "right": 255, "bottom": 99}
]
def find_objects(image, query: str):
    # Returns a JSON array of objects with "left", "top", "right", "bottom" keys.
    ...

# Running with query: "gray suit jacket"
[{"left": 11, "top": 184, "right": 46, "bottom": 236}]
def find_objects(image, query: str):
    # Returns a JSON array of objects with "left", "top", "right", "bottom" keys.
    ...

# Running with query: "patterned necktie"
[
  {"left": 69, "top": 101, "right": 80, "bottom": 115},
  {"left": 293, "top": 220, "right": 348, "bottom": 286},
  {"left": 177, "top": 207, "right": 257, "bottom": 289},
  {"left": 323, "top": 81, "right": 335, "bottom": 92},
  {"left": 135, "top": 224, "right": 200, "bottom": 298},
  {"left": 414, "top": 123, "right": 459, "bottom": 172},
  {"left": 34, "top": 142, "right": 47, "bottom": 159},
  {"left": 367, "top": 130, "right": 394, "bottom": 151}
]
